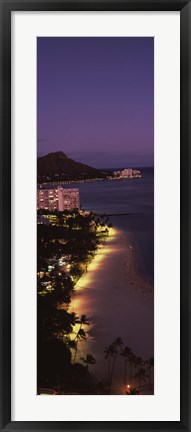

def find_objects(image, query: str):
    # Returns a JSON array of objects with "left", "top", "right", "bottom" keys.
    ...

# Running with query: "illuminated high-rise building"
[{"left": 37, "top": 187, "right": 80, "bottom": 211}]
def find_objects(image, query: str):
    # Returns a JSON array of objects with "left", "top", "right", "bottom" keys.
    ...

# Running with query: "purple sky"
[{"left": 37, "top": 37, "right": 154, "bottom": 168}]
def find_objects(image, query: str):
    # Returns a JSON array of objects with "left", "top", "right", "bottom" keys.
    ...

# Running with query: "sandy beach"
[{"left": 69, "top": 227, "right": 154, "bottom": 394}]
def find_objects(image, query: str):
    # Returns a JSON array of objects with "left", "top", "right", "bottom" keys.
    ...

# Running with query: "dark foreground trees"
[
  {"left": 37, "top": 294, "right": 94, "bottom": 394},
  {"left": 37, "top": 210, "right": 154, "bottom": 395},
  {"left": 37, "top": 210, "right": 102, "bottom": 394},
  {"left": 103, "top": 338, "right": 154, "bottom": 395}
]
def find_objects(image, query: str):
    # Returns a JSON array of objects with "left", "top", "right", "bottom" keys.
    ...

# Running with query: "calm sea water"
[{"left": 41, "top": 168, "right": 154, "bottom": 285}]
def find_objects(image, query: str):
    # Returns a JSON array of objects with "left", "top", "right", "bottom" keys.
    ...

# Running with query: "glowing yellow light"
[
  {"left": 72, "top": 227, "right": 118, "bottom": 292},
  {"left": 69, "top": 227, "right": 120, "bottom": 345}
]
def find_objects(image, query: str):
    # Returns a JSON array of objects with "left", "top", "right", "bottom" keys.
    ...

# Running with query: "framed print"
[{"left": 0, "top": 0, "right": 190, "bottom": 431}]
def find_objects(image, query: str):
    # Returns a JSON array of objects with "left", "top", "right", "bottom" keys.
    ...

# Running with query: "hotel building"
[
  {"left": 120, "top": 168, "right": 133, "bottom": 177},
  {"left": 113, "top": 168, "right": 141, "bottom": 179},
  {"left": 37, "top": 187, "right": 80, "bottom": 211}
]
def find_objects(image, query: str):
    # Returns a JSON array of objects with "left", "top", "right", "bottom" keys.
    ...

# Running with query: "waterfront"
[
  {"left": 67, "top": 168, "right": 154, "bottom": 393},
  {"left": 69, "top": 227, "right": 154, "bottom": 394},
  {"left": 37, "top": 36, "right": 154, "bottom": 397},
  {"left": 40, "top": 168, "right": 154, "bottom": 285},
  {"left": 37, "top": 169, "right": 154, "bottom": 393}
]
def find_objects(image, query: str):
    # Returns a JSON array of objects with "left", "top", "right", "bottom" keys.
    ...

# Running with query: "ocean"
[{"left": 40, "top": 168, "right": 154, "bottom": 286}]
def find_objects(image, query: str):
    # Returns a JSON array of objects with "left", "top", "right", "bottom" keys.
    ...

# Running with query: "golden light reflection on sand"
[
  {"left": 69, "top": 227, "right": 118, "bottom": 341},
  {"left": 68, "top": 226, "right": 154, "bottom": 393},
  {"left": 74, "top": 227, "right": 118, "bottom": 292}
]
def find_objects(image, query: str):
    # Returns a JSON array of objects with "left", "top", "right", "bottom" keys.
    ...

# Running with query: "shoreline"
[
  {"left": 69, "top": 227, "right": 154, "bottom": 394},
  {"left": 37, "top": 176, "right": 142, "bottom": 188}
]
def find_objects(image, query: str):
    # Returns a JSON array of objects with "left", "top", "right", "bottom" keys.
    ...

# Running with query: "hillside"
[{"left": 37, "top": 151, "right": 103, "bottom": 181}]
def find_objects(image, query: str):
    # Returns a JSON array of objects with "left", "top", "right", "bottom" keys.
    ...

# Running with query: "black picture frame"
[{"left": 0, "top": 1, "right": 190, "bottom": 431}]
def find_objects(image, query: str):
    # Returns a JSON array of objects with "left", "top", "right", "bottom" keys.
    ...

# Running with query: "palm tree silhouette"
[
  {"left": 120, "top": 346, "right": 132, "bottom": 384},
  {"left": 73, "top": 314, "right": 90, "bottom": 364},
  {"left": 69, "top": 323, "right": 88, "bottom": 394},
  {"left": 76, "top": 314, "right": 90, "bottom": 331},
  {"left": 134, "top": 368, "right": 148, "bottom": 392},
  {"left": 81, "top": 354, "right": 96, "bottom": 375},
  {"left": 110, "top": 337, "right": 123, "bottom": 392},
  {"left": 104, "top": 344, "right": 116, "bottom": 388},
  {"left": 114, "top": 337, "right": 123, "bottom": 348},
  {"left": 73, "top": 328, "right": 87, "bottom": 364},
  {"left": 145, "top": 357, "right": 154, "bottom": 388},
  {"left": 127, "top": 352, "right": 136, "bottom": 383},
  {"left": 105, "top": 337, "right": 123, "bottom": 393},
  {"left": 133, "top": 355, "right": 144, "bottom": 373}
]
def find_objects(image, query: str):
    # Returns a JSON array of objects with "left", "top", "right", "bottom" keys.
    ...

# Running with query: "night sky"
[{"left": 37, "top": 37, "right": 154, "bottom": 168}]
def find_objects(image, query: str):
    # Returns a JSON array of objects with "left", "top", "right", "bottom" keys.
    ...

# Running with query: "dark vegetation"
[
  {"left": 37, "top": 209, "right": 154, "bottom": 394},
  {"left": 103, "top": 338, "right": 154, "bottom": 394},
  {"left": 37, "top": 209, "right": 111, "bottom": 394}
]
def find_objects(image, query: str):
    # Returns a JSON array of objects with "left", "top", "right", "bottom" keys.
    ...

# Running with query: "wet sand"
[{"left": 69, "top": 227, "right": 154, "bottom": 394}]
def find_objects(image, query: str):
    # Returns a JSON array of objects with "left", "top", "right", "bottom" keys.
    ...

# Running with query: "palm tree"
[
  {"left": 134, "top": 368, "right": 148, "bottom": 392},
  {"left": 69, "top": 328, "right": 87, "bottom": 394},
  {"left": 127, "top": 352, "right": 136, "bottom": 383},
  {"left": 108, "top": 337, "right": 123, "bottom": 393},
  {"left": 120, "top": 346, "right": 132, "bottom": 384},
  {"left": 145, "top": 357, "right": 154, "bottom": 388},
  {"left": 114, "top": 337, "right": 123, "bottom": 348},
  {"left": 81, "top": 354, "right": 96, "bottom": 375},
  {"left": 133, "top": 355, "right": 144, "bottom": 372},
  {"left": 104, "top": 344, "right": 116, "bottom": 387},
  {"left": 65, "top": 338, "right": 77, "bottom": 354},
  {"left": 76, "top": 314, "right": 90, "bottom": 331},
  {"left": 73, "top": 328, "right": 87, "bottom": 364},
  {"left": 73, "top": 314, "right": 89, "bottom": 359}
]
